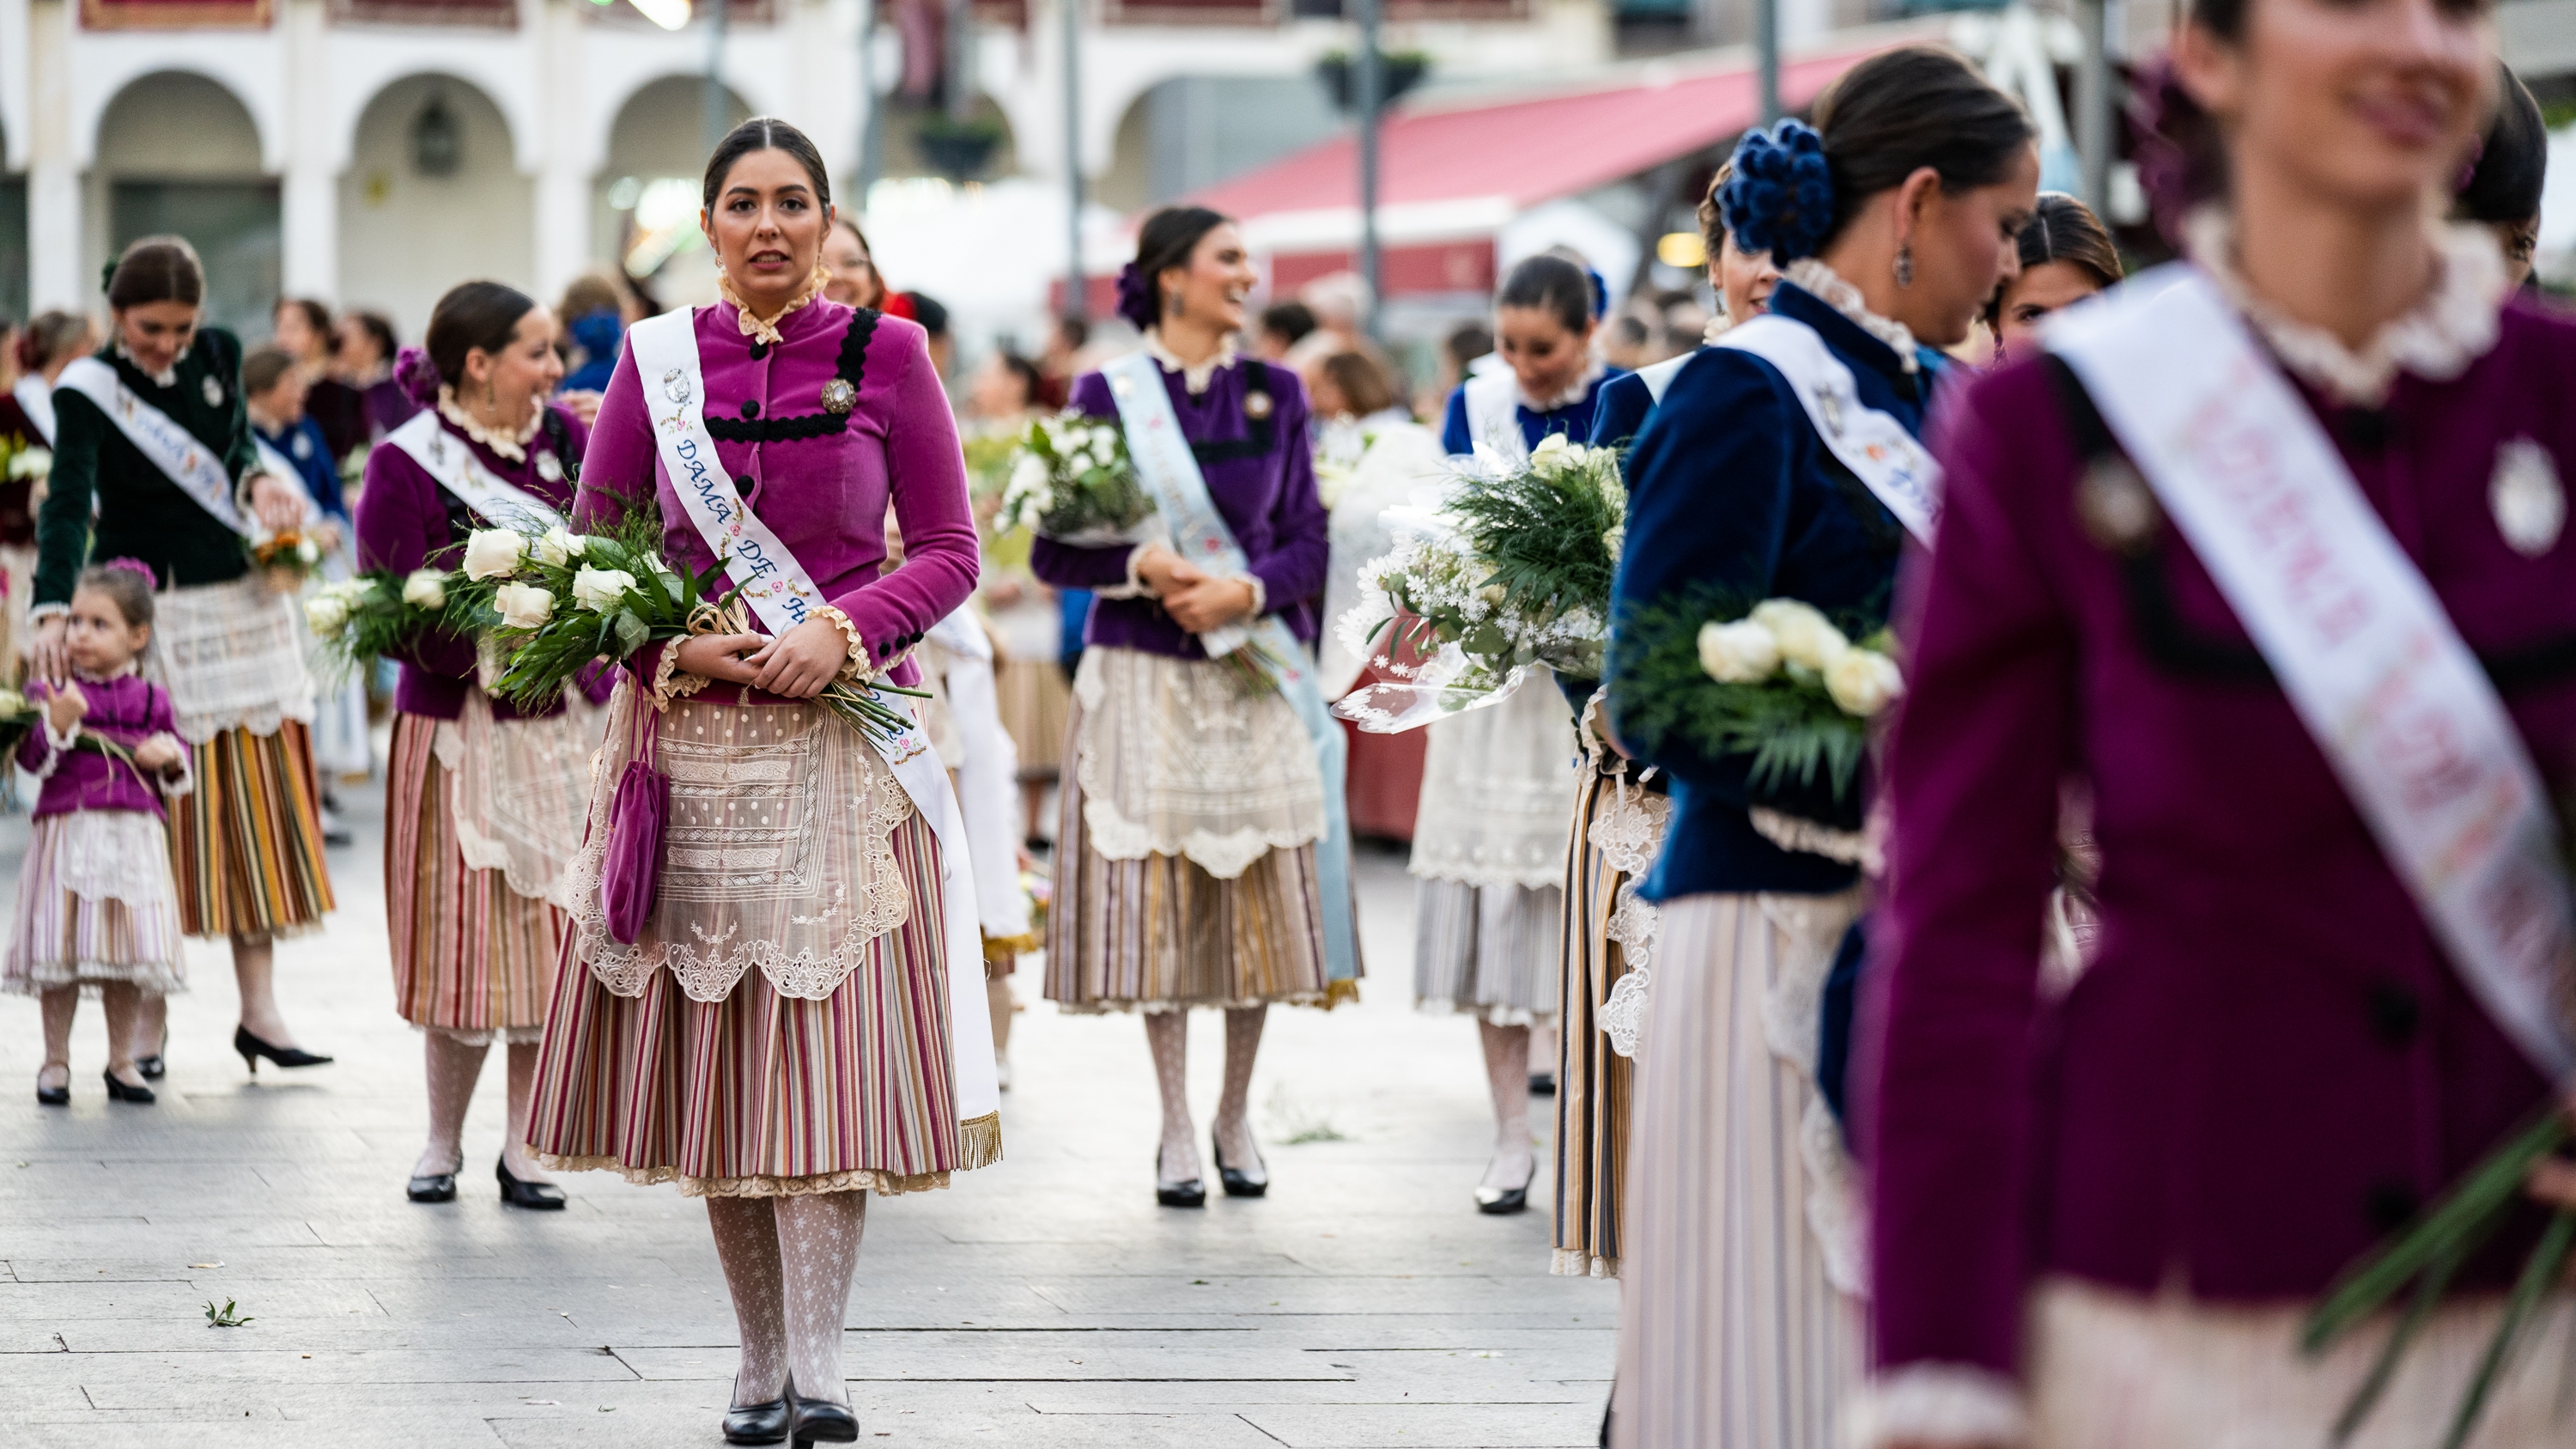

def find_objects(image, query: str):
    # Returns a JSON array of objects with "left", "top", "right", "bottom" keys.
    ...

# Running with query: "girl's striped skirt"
[
  {"left": 167, "top": 721, "right": 334, "bottom": 941},
  {"left": 526, "top": 691, "right": 988, "bottom": 1197},
  {"left": 385, "top": 713, "right": 562, "bottom": 1042},
  {"left": 3, "top": 810, "right": 187, "bottom": 996}
]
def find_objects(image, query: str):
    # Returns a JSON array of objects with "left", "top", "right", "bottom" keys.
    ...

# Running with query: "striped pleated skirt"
[
  {"left": 528, "top": 792, "right": 975, "bottom": 1197},
  {"left": 3, "top": 811, "right": 187, "bottom": 997},
  {"left": 385, "top": 713, "right": 562, "bottom": 1041},
  {"left": 1552, "top": 766, "right": 1637, "bottom": 1279},
  {"left": 994, "top": 656, "right": 1068, "bottom": 780},
  {"left": 167, "top": 721, "right": 335, "bottom": 941},
  {"left": 1413, "top": 880, "right": 1560, "bottom": 1022},
  {"left": 1610, "top": 890, "right": 1865, "bottom": 1449}
]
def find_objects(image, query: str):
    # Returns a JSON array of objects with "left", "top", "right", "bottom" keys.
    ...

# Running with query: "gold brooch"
[
  {"left": 819, "top": 378, "right": 856, "bottom": 415},
  {"left": 2075, "top": 457, "right": 2161, "bottom": 555},
  {"left": 1243, "top": 391, "right": 1273, "bottom": 421}
]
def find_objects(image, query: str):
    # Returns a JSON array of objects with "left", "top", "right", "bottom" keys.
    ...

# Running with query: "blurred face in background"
[
  {"left": 823, "top": 222, "right": 884, "bottom": 309},
  {"left": 1495, "top": 305, "right": 1594, "bottom": 404},
  {"left": 335, "top": 316, "right": 386, "bottom": 378},
  {"left": 1990, "top": 259, "right": 2110, "bottom": 364},
  {"left": 1716, "top": 234, "right": 1781, "bottom": 322},
  {"left": 967, "top": 353, "right": 1033, "bottom": 420}
]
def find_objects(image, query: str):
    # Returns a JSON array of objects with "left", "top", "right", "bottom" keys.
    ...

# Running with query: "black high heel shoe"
[
  {"left": 234, "top": 1026, "right": 332, "bottom": 1075},
  {"left": 723, "top": 1376, "right": 792, "bottom": 1445},
  {"left": 495, "top": 1160, "right": 567, "bottom": 1210},
  {"left": 1212, "top": 1129, "right": 1268, "bottom": 1199},
  {"left": 34, "top": 1064, "right": 69, "bottom": 1106},
  {"left": 1474, "top": 1155, "right": 1536, "bottom": 1215},
  {"left": 1155, "top": 1142, "right": 1206, "bottom": 1209},
  {"left": 407, "top": 1160, "right": 459, "bottom": 1203},
  {"left": 787, "top": 1383, "right": 860, "bottom": 1446},
  {"left": 102, "top": 1068, "right": 155, "bottom": 1105},
  {"left": 138, "top": 1023, "right": 168, "bottom": 1080}
]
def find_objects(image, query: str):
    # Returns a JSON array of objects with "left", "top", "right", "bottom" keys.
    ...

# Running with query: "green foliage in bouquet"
[
  {"left": 1610, "top": 586, "right": 1900, "bottom": 805},
  {"left": 997, "top": 412, "right": 1157, "bottom": 545},
  {"left": 1443, "top": 434, "right": 1625, "bottom": 642},
  {"left": 305, "top": 569, "right": 464, "bottom": 685}
]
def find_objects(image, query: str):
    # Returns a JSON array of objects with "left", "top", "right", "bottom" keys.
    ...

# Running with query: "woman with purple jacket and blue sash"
[
  {"left": 1861, "top": 2, "right": 2576, "bottom": 1445},
  {"left": 1034, "top": 206, "right": 1359, "bottom": 1209}
]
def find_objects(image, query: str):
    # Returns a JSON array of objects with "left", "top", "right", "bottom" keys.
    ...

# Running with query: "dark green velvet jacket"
[{"left": 36, "top": 327, "right": 259, "bottom": 607}]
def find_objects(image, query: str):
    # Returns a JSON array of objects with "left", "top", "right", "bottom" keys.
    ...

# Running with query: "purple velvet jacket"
[
  {"left": 355, "top": 404, "right": 601, "bottom": 721},
  {"left": 1030, "top": 353, "right": 1328, "bottom": 657},
  {"left": 19, "top": 673, "right": 185, "bottom": 819},
  {"left": 1862, "top": 298, "right": 2576, "bottom": 1385},
  {"left": 577, "top": 296, "right": 976, "bottom": 694}
]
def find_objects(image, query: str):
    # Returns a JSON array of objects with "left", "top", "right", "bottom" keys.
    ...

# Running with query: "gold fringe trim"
[
  {"left": 957, "top": 1111, "right": 1004, "bottom": 1172},
  {"left": 981, "top": 929, "right": 1041, "bottom": 964},
  {"left": 1322, "top": 977, "right": 1363, "bottom": 1009}
]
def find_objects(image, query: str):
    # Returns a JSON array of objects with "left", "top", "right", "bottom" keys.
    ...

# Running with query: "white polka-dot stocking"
[
  {"left": 773, "top": 1190, "right": 869, "bottom": 1407},
  {"left": 413, "top": 1031, "right": 489, "bottom": 1179},
  {"left": 1144, "top": 1009, "right": 1200, "bottom": 1184},
  {"left": 706, "top": 1196, "right": 789, "bottom": 1407},
  {"left": 1212, "top": 1006, "right": 1267, "bottom": 1177},
  {"left": 1478, "top": 1019, "right": 1535, "bottom": 1192}
]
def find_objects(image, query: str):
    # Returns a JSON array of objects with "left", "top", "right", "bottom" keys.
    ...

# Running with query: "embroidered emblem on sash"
[
  {"left": 819, "top": 377, "right": 855, "bottom": 415},
  {"left": 2489, "top": 436, "right": 2564, "bottom": 558},
  {"left": 662, "top": 368, "right": 693, "bottom": 407}
]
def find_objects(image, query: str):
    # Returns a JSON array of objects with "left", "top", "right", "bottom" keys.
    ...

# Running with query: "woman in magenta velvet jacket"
[
  {"left": 522, "top": 121, "right": 983, "bottom": 1446},
  {"left": 1859, "top": 1, "right": 2576, "bottom": 1444},
  {"left": 355, "top": 280, "right": 610, "bottom": 1214}
]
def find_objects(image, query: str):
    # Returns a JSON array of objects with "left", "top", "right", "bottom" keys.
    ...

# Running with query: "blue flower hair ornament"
[{"left": 1722, "top": 119, "right": 1835, "bottom": 263}]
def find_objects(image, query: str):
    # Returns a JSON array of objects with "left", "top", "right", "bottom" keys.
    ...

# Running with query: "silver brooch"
[
  {"left": 536, "top": 452, "right": 563, "bottom": 483},
  {"left": 819, "top": 377, "right": 855, "bottom": 415},
  {"left": 2076, "top": 457, "right": 2161, "bottom": 556},
  {"left": 2489, "top": 437, "right": 2564, "bottom": 558},
  {"left": 661, "top": 368, "right": 693, "bottom": 407},
  {"left": 1242, "top": 390, "right": 1273, "bottom": 421},
  {"left": 202, "top": 375, "right": 224, "bottom": 407}
]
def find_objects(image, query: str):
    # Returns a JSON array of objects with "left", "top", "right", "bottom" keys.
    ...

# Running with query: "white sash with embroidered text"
[
  {"left": 55, "top": 356, "right": 250, "bottom": 535},
  {"left": 384, "top": 411, "right": 564, "bottom": 533},
  {"left": 1718, "top": 314, "right": 1939, "bottom": 544},
  {"left": 623, "top": 306, "right": 1004, "bottom": 1127},
  {"left": 2050, "top": 265, "right": 2576, "bottom": 1082}
]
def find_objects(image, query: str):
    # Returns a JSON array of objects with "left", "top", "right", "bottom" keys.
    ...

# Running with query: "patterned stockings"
[{"left": 708, "top": 1192, "right": 870, "bottom": 1408}]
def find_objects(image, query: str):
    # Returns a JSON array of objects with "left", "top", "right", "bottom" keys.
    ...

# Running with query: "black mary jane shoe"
[
  {"left": 235, "top": 1026, "right": 333, "bottom": 1075},
  {"left": 1154, "top": 1143, "right": 1206, "bottom": 1209},
  {"left": 34, "top": 1066, "right": 70, "bottom": 1106},
  {"left": 723, "top": 1392, "right": 792, "bottom": 1446},
  {"left": 407, "top": 1171, "right": 459, "bottom": 1204},
  {"left": 495, "top": 1161, "right": 568, "bottom": 1210},
  {"left": 102, "top": 1068, "right": 155, "bottom": 1105},
  {"left": 787, "top": 1385, "right": 860, "bottom": 1446},
  {"left": 1212, "top": 1131, "right": 1269, "bottom": 1199},
  {"left": 1474, "top": 1157, "right": 1536, "bottom": 1216},
  {"left": 1528, "top": 1070, "right": 1557, "bottom": 1097},
  {"left": 139, "top": 1025, "right": 168, "bottom": 1081}
]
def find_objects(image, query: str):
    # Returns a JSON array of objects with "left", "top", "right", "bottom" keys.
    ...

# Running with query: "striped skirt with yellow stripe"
[
  {"left": 166, "top": 721, "right": 334, "bottom": 941},
  {"left": 1552, "top": 763, "right": 1640, "bottom": 1279},
  {"left": 385, "top": 713, "right": 562, "bottom": 1040}
]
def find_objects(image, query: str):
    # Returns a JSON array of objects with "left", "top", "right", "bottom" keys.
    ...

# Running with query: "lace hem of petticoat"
[
  {"left": 1754, "top": 891, "right": 1870, "bottom": 1300},
  {"left": 1549, "top": 1248, "right": 1619, "bottom": 1280},
  {"left": 2, "top": 959, "right": 188, "bottom": 996},
  {"left": 1072, "top": 648, "right": 1326, "bottom": 880},
  {"left": 1413, "top": 996, "right": 1552, "bottom": 1027},
  {"left": 411, "top": 1022, "right": 544, "bottom": 1047},
  {"left": 532, "top": 1111, "right": 1001, "bottom": 1197},
  {"left": 1056, "top": 979, "right": 1361, "bottom": 1016}
]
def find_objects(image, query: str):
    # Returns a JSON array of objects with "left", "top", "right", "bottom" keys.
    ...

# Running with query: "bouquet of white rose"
[
  {"left": 1333, "top": 434, "right": 1623, "bottom": 732},
  {"left": 996, "top": 412, "right": 1159, "bottom": 547},
  {"left": 304, "top": 566, "right": 465, "bottom": 685}
]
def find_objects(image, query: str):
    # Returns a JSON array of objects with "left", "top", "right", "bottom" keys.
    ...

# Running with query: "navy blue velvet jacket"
[
  {"left": 1437, "top": 367, "right": 1624, "bottom": 456},
  {"left": 1604, "top": 281, "right": 1936, "bottom": 900}
]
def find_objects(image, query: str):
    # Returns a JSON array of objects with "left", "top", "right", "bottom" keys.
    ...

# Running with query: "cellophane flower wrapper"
[{"left": 997, "top": 411, "right": 1163, "bottom": 549}]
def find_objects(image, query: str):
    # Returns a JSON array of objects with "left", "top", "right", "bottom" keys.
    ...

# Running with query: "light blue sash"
[{"left": 1103, "top": 350, "right": 1358, "bottom": 986}]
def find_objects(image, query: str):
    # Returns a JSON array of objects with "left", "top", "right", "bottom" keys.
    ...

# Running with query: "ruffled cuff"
[
  {"left": 1092, "top": 544, "right": 1156, "bottom": 601},
  {"left": 648, "top": 638, "right": 708, "bottom": 711},
  {"left": 818, "top": 603, "right": 880, "bottom": 683},
  {"left": 1848, "top": 1364, "right": 2029, "bottom": 1448},
  {"left": 1227, "top": 569, "right": 1268, "bottom": 618},
  {"left": 27, "top": 600, "right": 67, "bottom": 627},
  {"left": 149, "top": 732, "right": 196, "bottom": 800},
  {"left": 30, "top": 715, "right": 77, "bottom": 781}
]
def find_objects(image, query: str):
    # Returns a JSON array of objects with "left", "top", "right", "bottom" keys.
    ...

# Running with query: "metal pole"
[
  {"left": 2074, "top": 0, "right": 2112, "bottom": 214},
  {"left": 1355, "top": 0, "right": 1383, "bottom": 339},
  {"left": 1756, "top": 0, "right": 1779, "bottom": 125},
  {"left": 705, "top": 0, "right": 731, "bottom": 149},
  {"left": 1062, "top": 0, "right": 1086, "bottom": 321},
  {"left": 860, "top": 0, "right": 884, "bottom": 197}
]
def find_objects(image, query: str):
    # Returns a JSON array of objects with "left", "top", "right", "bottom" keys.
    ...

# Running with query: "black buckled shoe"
[{"left": 495, "top": 1161, "right": 567, "bottom": 1210}]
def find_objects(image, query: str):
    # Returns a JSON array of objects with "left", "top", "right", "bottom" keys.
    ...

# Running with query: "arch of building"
[
  {"left": 89, "top": 70, "right": 276, "bottom": 337},
  {"left": 337, "top": 76, "right": 535, "bottom": 341}
]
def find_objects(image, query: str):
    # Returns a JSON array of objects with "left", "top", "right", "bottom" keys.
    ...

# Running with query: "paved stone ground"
[{"left": 0, "top": 776, "right": 1616, "bottom": 1447}]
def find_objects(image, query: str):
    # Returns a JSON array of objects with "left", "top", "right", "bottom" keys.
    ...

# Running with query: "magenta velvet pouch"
[{"left": 599, "top": 708, "right": 667, "bottom": 944}]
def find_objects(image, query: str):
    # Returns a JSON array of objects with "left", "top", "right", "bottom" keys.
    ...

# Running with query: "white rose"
[
  {"left": 1698, "top": 618, "right": 1781, "bottom": 683},
  {"left": 1749, "top": 599, "right": 1850, "bottom": 672},
  {"left": 461, "top": 528, "right": 525, "bottom": 581},
  {"left": 570, "top": 566, "right": 638, "bottom": 613},
  {"left": 9, "top": 447, "right": 50, "bottom": 481},
  {"left": 494, "top": 581, "right": 556, "bottom": 630},
  {"left": 304, "top": 593, "right": 350, "bottom": 636},
  {"left": 1823, "top": 647, "right": 1905, "bottom": 717},
  {"left": 295, "top": 537, "right": 321, "bottom": 565},
  {"left": 1530, "top": 434, "right": 1573, "bottom": 472},
  {"left": 532, "top": 526, "right": 586, "bottom": 567},
  {"left": 401, "top": 569, "right": 448, "bottom": 610}
]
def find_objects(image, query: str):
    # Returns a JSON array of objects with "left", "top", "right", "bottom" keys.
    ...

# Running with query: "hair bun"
[
  {"left": 1113, "top": 262, "right": 1157, "bottom": 332},
  {"left": 392, "top": 345, "right": 443, "bottom": 408},
  {"left": 1722, "top": 119, "right": 1836, "bottom": 263}
]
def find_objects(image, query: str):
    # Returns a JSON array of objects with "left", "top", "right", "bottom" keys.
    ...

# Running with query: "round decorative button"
[{"left": 819, "top": 378, "right": 856, "bottom": 415}]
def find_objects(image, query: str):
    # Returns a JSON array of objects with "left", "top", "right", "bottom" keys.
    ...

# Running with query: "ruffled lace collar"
[
  {"left": 436, "top": 386, "right": 540, "bottom": 463},
  {"left": 112, "top": 338, "right": 186, "bottom": 389},
  {"left": 718, "top": 265, "right": 830, "bottom": 347},
  {"left": 1782, "top": 259, "right": 1921, "bottom": 373},
  {"left": 1522, "top": 360, "right": 1607, "bottom": 413},
  {"left": 2184, "top": 206, "right": 2505, "bottom": 407},
  {"left": 72, "top": 661, "right": 141, "bottom": 684},
  {"left": 1145, "top": 332, "right": 1237, "bottom": 395}
]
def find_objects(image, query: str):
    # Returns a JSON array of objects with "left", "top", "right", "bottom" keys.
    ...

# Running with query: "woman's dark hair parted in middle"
[
  {"left": 423, "top": 282, "right": 538, "bottom": 389},
  {"left": 1808, "top": 45, "right": 2035, "bottom": 249},
  {"left": 1497, "top": 254, "right": 1595, "bottom": 334},
  {"left": 1127, "top": 206, "right": 1232, "bottom": 329},
  {"left": 702, "top": 117, "right": 833, "bottom": 210}
]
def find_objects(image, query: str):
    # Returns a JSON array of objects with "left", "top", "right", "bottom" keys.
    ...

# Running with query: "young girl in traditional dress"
[{"left": 8, "top": 561, "right": 191, "bottom": 1104}]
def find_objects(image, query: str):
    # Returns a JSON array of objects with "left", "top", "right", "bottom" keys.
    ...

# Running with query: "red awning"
[{"left": 1189, "top": 25, "right": 1938, "bottom": 244}]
